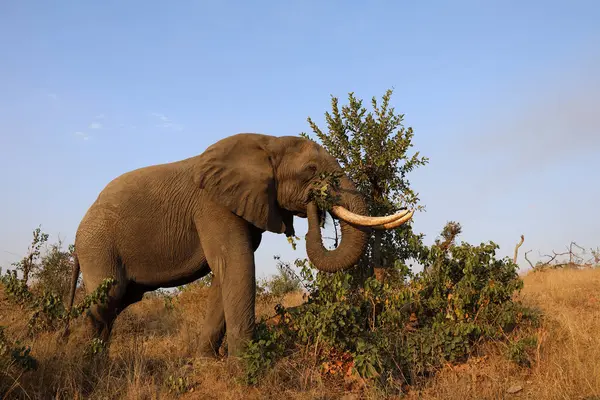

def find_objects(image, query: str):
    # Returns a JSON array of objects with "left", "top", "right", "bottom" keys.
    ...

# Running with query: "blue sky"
[{"left": 1, "top": 1, "right": 599, "bottom": 278}]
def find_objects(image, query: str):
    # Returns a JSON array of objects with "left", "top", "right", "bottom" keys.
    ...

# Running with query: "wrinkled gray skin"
[{"left": 66, "top": 133, "right": 372, "bottom": 357}]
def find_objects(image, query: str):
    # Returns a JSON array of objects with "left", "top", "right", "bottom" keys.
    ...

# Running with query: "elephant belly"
[
  {"left": 119, "top": 228, "right": 209, "bottom": 287},
  {"left": 125, "top": 246, "right": 209, "bottom": 287},
  {"left": 158, "top": 258, "right": 211, "bottom": 288}
]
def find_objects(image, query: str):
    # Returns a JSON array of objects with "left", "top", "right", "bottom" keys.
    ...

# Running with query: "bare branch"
[
  {"left": 513, "top": 235, "right": 524, "bottom": 264},
  {"left": 524, "top": 250, "right": 535, "bottom": 269},
  {"left": 570, "top": 241, "right": 585, "bottom": 252},
  {"left": 540, "top": 252, "right": 559, "bottom": 265},
  {"left": 589, "top": 247, "right": 600, "bottom": 265},
  {"left": 536, "top": 241, "right": 595, "bottom": 270}
]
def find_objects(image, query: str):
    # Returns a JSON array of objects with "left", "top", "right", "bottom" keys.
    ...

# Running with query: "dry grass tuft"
[{"left": 1, "top": 268, "right": 599, "bottom": 399}]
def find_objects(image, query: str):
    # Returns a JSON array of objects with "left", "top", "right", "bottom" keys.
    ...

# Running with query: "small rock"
[{"left": 506, "top": 385, "right": 523, "bottom": 394}]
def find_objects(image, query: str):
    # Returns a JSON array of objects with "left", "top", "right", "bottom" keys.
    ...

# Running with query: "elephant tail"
[{"left": 62, "top": 251, "right": 81, "bottom": 338}]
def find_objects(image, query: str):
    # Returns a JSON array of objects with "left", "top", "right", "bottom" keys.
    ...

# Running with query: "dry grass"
[
  {"left": 408, "top": 268, "right": 600, "bottom": 400},
  {"left": 1, "top": 268, "right": 599, "bottom": 399}
]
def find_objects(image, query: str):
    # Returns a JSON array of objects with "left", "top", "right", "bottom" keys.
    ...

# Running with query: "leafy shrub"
[
  {"left": 259, "top": 257, "right": 303, "bottom": 299},
  {"left": 1, "top": 227, "right": 75, "bottom": 306},
  {"left": 0, "top": 269, "right": 34, "bottom": 305},
  {"left": 144, "top": 288, "right": 179, "bottom": 311},
  {"left": 28, "top": 291, "right": 70, "bottom": 334},
  {"left": 1, "top": 266, "right": 116, "bottom": 337},
  {"left": 9, "top": 226, "right": 49, "bottom": 285},
  {"left": 0, "top": 326, "right": 37, "bottom": 371},
  {"left": 87, "top": 338, "right": 107, "bottom": 355},
  {"left": 0, "top": 326, "right": 38, "bottom": 398},
  {"left": 0, "top": 229, "right": 118, "bottom": 337},
  {"left": 242, "top": 321, "right": 287, "bottom": 384},
  {"left": 243, "top": 222, "right": 538, "bottom": 389},
  {"left": 506, "top": 335, "right": 538, "bottom": 367},
  {"left": 165, "top": 374, "right": 191, "bottom": 394},
  {"left": 255, "top": 258, "right": 304, "bottom": 306},
  {"left": 32, "top": 239, "right": 76, "bottom": 301},
  {"left": 176, "top": 272, "right": 213, "bottom": 293}
]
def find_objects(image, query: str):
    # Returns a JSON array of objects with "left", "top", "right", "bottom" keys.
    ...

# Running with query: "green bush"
[
  {"left": 243, "top": 222, "right": 539, "bottom": 388},
  {"left": 1, "top": 227, "right": 75, "bottom": 305},
  {"left": 176, "top": 272, "right": 213, "bottom": 293},
  {"left": 0, "top": 229, "right": 118, "bottom": 337},
  {"left": 261, "top": 257, "right": 304, "bottom": 298},
  {"left": 0, "top": 326, "right": 37, "bottom": 371},
  {"left": 0, "top": 269, "right": 34, "bottom": 305},
  {"left": 506, "top": 335, "right": 538, "bottom": 368},
  {"left": 1, "top": 266, "right": 116, "bottom": 337},
  {"left": 32, "top": 239, "right": 76, "bottom": 301},
  {"left": 0, "top": 326, "right": 38, "bottom": 398},
  {"left": 9, "top": 226, "right": 49, "bottom": 285}
]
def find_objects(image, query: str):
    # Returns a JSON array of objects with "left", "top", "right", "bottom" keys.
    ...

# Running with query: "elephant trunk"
[{"left": 305, "top": 177, "right": 369, "bottom": 273}]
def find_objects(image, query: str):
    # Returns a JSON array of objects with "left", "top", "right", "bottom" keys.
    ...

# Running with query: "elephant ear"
[{"left": 193, "top": 134, "right": 288, "bottom": 234}]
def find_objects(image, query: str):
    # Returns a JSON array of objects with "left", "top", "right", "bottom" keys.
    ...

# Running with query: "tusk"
[
  {"left": 372, "top": 210, "right": 414, "bottom": 230},
  {"left": 331, "top": 205, "right": 411, "bottom": 227}
]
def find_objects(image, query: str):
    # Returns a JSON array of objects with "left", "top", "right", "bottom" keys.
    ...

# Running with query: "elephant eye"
[
  {"left": 306, "top": 164, "right": 317, "bottom": 175},
  {"left": 300, "top": 164, "right": 318, "bottom": 181}
]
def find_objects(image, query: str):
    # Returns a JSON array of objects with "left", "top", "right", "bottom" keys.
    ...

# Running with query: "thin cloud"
[
  {"left": 74, "top": 131, "right": 90, "bottom": 141},
  {"left": 118, "top": 123, "right": 137, "bottom": 130},
  {"left": 150, "top": 112, "right": 183, "bottom": 131},
  {"left": 86, "top": 114, "right": 105, "bottom": 131},
  {"left": 468, "top": 58, "right": 600, "bottom": 178},
  {"left": 151, "top": 112, "right": 169, "bottom": 122}
]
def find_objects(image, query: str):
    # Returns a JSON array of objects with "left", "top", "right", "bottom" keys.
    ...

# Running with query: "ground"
[{"left": 1, "top": 268, "right": 599, "bottom": 399}]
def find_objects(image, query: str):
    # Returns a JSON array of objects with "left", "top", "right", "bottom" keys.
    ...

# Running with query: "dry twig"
[{"left": 513, "top": 235, "right": 524, "bottom": 264}]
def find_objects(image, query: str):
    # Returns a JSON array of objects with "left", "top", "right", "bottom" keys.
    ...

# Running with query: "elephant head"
[{"left": 192, "top": 133, "right": 413, "bottom": 273}]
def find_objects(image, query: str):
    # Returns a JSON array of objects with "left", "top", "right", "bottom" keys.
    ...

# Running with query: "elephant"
[{"left": 64, "top": 133, "right": 413, "bottom": 357}]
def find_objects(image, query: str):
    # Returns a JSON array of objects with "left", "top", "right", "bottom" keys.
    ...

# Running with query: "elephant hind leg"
[
  {"left": 79, "top": 256, "right": 128, "bottom": 343},
  {"left": 120, "top": 282, "right": 152, "bottom": 309},
  {"left": 85, "top": 282, "right": 127, "bottom": 343},
  {"left": 88, "top": 281, "right": 151, "bottom": 342},
  {"left": 87, "top": 299, "right": 121, "bottom": 342}
]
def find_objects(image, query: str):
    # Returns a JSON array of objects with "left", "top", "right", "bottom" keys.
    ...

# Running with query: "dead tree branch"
[
  {"left": 513, "top": 235, "right": 524, "bottom": 264},
  {"left": 535, "top": 241, "right": 596, "bottom": 270},
  {"left": 524, "top": 250, "right": 535, "bottom": 269},
  {"left": 568, "top": 241, "right": 585, "bottom": 265},
  {"left": 589, "top": 247, "right": 600, "bottom": 266}
]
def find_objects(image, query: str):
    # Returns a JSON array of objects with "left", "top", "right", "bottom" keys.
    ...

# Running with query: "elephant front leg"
[
  {"left": 197, "top": 213, "right": 257, "bottom": 358},
  {"left": 220, "top": 249, "right": 256, "bottom": 357},
  {"left": 198, "top": 277, "right": 226, "bottom": 357}
]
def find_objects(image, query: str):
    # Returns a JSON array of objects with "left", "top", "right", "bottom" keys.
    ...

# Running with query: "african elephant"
[{"left": 65, "top": 133, "right": 413, "bottom": 357}]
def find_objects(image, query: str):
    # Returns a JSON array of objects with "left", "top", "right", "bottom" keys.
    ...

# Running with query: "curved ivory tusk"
[
  {"left": 330, "top": 205, "right": 411, "bottom": 227},
  {"left": 372, "top": 210, "right": 414, "bottom": 230}
]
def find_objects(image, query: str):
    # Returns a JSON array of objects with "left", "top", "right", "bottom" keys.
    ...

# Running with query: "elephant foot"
[
  {"left": 197, "top": 342, "right": 222, "bottom": 359},
  {"left": 197, "top": 350, "right": 220, "bottom": 359},
  {"left": 225, "top": 335, "right": 252, "bottom": 359},
  {"left": 224, "top": 356, "right": 245, "bottom": 375}
]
